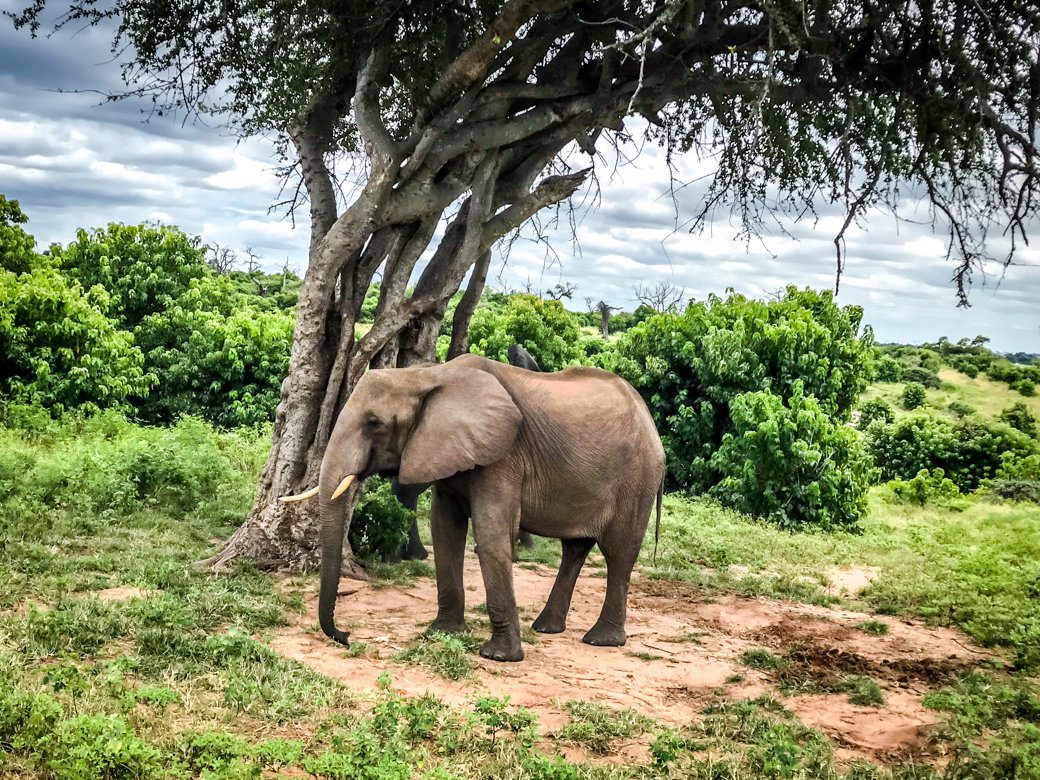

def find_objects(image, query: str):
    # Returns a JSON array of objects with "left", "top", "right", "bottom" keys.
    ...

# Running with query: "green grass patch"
[
  {"left": 856, "top": 619, "right": 890, "bottom": 636},
  {"left": 555, "top": 700, "right": 653, "bottom": 754},
  {"left": 395, "top": 631, "right": 481, "bottom": 680},
  {"left": 740, "top": 648, "right": 784, "bottom": 671}
]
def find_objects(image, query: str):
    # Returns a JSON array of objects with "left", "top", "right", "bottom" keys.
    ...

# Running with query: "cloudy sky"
[{"left": 3, "top": 13, "right": 1039, "bottom": 352}]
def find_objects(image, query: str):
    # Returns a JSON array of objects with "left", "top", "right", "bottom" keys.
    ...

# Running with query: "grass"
[
  {"left": 643, "top": 491, "right": 1040, "bottom": 671},
  {"left": 857, "top": 619, "right": 891, "bottom": 636},
  {"left": 860, "top": 367, "right": 1040, "bottom": 422},
  {"left": 740, "top": 648, "right": 785, "bottom": 671},
  {"left": 394, "top": 631, "right": 481, "bottom": 680},
  {"left": 2, "top": 408, "right": 1039, "bottom": 779},
  {"left": 555, "top": 700, "right": 654, "bottom": 754}
]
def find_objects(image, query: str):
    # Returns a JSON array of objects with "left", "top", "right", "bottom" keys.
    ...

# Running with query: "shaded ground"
[{"left": 268, "top": 553, "right": 993, "bottom": 765}]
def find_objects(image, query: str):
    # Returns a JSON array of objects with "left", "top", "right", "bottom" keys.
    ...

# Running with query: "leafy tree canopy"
[
  {"left": 11, "top": 0, "right": 1040, "bottom": 301},
  {"left": 53, "top": 223, "right": 210, "bottom": 329},
  {"left": 468, "top": 293, "right": 582, "bottom": 371},
  {"left": 611, "top": 286, "right": 874, "bottom": 525}
]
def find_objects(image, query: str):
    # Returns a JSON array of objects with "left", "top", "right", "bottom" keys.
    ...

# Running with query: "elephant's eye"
[{"left": 365, "top": 416, "right": 383, "bottom": 432}]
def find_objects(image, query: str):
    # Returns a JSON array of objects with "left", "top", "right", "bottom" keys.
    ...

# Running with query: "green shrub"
[
  {"left": 53, "top": 222, "right": 209, "bottom": 329},
  {"left": 867, "top": 415, "right": 1038, "bottom": 492},
  {"left": 0, "top": 267, "right": 152, "bottom": 415},
  {"left": 999, "top": 402, "right": 1038, "bottom": 437},
  {"left": 1013, "top": 378, "right": 1037, "bottom": 396},
  {"left": 953, "top": 357, "right": 980, "bottom": 378},
  {"left": 44, "top": 714, "right": 169, "bottom": 780},
  {"left": 612, "top": 287, "right": 874, "bottom": 527},
  {"left": 874, "top": 354, "right": 902, "bottom": 382},
  {"left": 948, "top": 400, "right": 976, "bottom": 418},
  {"left": 888, "top": 469, "right": 961, "bottom": 506},
  {"left": 902, "top": 365, "right": 941, "bottom": 388},
  {"left": 468, "top": 294, "right": 582, "bottom": 371},
  {"left": 984, "top": 480, "right": 1040, "bottom": 504},
  {"left": 901, "top": 381, "right": 927, "bottom": 410},
  {"left": 134, "top": 288, "right": 293, "bottom": 427},
  {"left": 349, "top": 477, "right": 413, "bottom": 561},
  {"left": 857, "top": 398, "right": 894, "bottom": 428},
  {"left": 709, "top": 384, "right": 872, "bottom": 530}
]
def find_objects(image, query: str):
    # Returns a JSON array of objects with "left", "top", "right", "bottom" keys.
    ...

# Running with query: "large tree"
[{"left": 11, "top": 0, "right": 1040, "bottom": 572}]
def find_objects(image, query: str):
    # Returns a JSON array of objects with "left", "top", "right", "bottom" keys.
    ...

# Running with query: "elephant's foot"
[
  {"left": 427, "top": 616, "right": 467, "bottom": 636},
  {"left": 401, "top": 540, "right": 429, "bottom": 561},
  {"left": 582, "top": 620, "right": 626, "bottom": 647},
  {"left": 517, "top": 530, "right": 535, "bottom": 549},
  {"left": 531, "top": 610, "right": 566, "bottom": 634},
  {"left": 480, "top": 633, "right": 524, "bottom": 662}
]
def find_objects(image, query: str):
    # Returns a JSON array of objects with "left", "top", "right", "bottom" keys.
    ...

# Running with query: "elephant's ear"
[{"left": 399, "top": 366, "right": 522, "bottom": 484}]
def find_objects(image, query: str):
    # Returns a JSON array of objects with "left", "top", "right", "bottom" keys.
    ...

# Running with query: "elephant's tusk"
[
  {"left": 331, "top": 474, "right": 356, "bottom": 500},
  {"left": 278, "top": 486, "right": 319, "bottom": 503}
]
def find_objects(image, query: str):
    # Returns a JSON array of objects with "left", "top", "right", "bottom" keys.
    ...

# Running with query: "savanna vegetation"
[{"left": 3, "top": 192, "right": 1040, "bottom": 777}]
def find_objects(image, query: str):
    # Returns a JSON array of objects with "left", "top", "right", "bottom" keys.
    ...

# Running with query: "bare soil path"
[{"left": 269, "top": 553, "right": 992, "bottom": 765}]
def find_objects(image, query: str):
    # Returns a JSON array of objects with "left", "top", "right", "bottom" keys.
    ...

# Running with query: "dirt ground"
[{"left": 268, "top": 553, "right": 993, "bottom": 765}]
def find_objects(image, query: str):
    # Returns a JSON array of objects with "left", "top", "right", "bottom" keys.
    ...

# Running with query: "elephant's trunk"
[
  {"left": 317, "top": 484, "right": 354, "bottom": 645},
  {"left": 317, "top": 433, "right": 369, "bottom": 646}
]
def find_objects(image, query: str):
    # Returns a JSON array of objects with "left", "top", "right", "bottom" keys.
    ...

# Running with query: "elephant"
[
  {"left": 282, "top": 353, "right": 665, "bottom": 662},
  {"left": 392, "top": 344, "right": 541, "bottom": 561}
]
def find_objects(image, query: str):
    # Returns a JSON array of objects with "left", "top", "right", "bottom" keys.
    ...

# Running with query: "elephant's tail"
[{"left": 653, "top": 479, "right": 663, "bottom": 564}]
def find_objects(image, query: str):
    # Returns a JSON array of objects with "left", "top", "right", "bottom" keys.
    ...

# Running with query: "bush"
[
  {"left": 999, "top": 402, "right": 1038, "bottom": 437},
  {"left": 134, "top": 290, "right": 293, "bottom": 427},
  {"left": 54, "top": 223, "right": 209, "bottom": 329},
  {"left": 902, "top": 365, "right": 941, "bottom": 389},
  {"left": 874, "top": 354, "right": 902, "bottom": 382},
  {"left": 709, "top": 384, "right": 872, "bottom": 530},
  {"left": 613, "top": 287, "right": 874, "bottom": 527},
  {"left": 984, "top": 480, "right": 1040, "bottom": 503},
  {"left": 901, "top": 382, "right": 927, "bottom": 410},
  {"left": 952, "top": 356, "right": 980, "bottom": 378},
  {"left": 888, "top": 469, "right": 961, "bottom": 506},
  {"left": 857, "top": 398, "right": 894, "bottom": 428},
  {"left": 867, "top": 415, "right": 1038, "bottom": 492},
  {"left": 349, "top": 477, "right": 413, "bottom": 561},
  {"left": 948, "top": 400, "right": 976, "bottom": 418},
  {"left": 468, "top": 294, "right": 582, "bottom": 371},
  {"left": 0, "top": 267, "right": 153, "bottom": 415},
  {"left": 1013, "top": 378, "right": 1037, "bottom": 396}
]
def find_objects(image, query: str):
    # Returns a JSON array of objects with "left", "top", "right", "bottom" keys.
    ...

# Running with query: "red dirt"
[{"left": 268, "top": 553, "right": 992, "bottom": 765}]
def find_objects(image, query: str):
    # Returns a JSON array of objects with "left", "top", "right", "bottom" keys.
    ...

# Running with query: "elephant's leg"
[
  {"left": 517, "top": 529, "right": 535, "bottom": 549},
  {"left": 532, "top": 537, "right": 595, "bottom": 634},
  {"left": 471, "top": 495, "right": 524, "bottom": 662},
  {"left": 427, "top": 489, "right": 467, "bottom": 635},
  {"left": 583, "top": 534, "right": 641, "bottom": 647},
  {"left": 401, "top": 515, "right": 429, "bottom": 561}
]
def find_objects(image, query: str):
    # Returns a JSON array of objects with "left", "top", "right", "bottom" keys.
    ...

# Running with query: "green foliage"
[
  {"left": 612, "top": 287, "right": 874, "bottom": 528},
  {"left": 0, "top": 195, "right": 42, "bottom": 275},
  {"left": 1013, "top": 378, "right": 1037, "bottom": 396},
  {"left": 874, "top": 354, "right": 903, "bottom": 382},
  {"left": 395, "top": 632, "right": 480, "bottom": 680},
  {"left": 134, "top": 283, "right": 293, "bottom": 427},
  {"left": 866, "top": 415, "right": 1038, "bottom": 492},
  {"left": 349, "top": 477, "right": 412, "bottom": 561},
  {"left": 858, "top": 398, "right": 894, "bottom": 428},
  {"left": 710, "top": 383, "right": 872, "bottom": 530},
  {"left": 948, "top": 400, "right": 977, "bottom": 418},
  {"left": 856, "top": 620, "right": 890, "bottom": 636},
  {"left": 45, "top": 714, "right": 169, "bottom": 780},
  {"left": 901, "top": 382, "right": 927, "bottom": 410},
  {"left": 888, "top": 469, "right": 962, "bottom": 507},
  {"left": 555, "top": 701, "right": 652, "bottom": 754},
  {"left": 468, "top": 294, "right": 582, "bottom": 371},
  {"left": 54, "top": 223, "right": 209, "bottom": 329},
  {"left": 0, "top": 266, "right": 152, "bottom": 416},
  {"left": 999, "top": 402, "right": 1038, "bottom": 437},
  {"left": 842, "top": 676, "right": 884, "bottom": 707},
  {"left": 902, "top": 366, "right": 941, "bottom": 389},
  {"left": 740, "top": 649, "right": 785, "bottom": 670}
]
